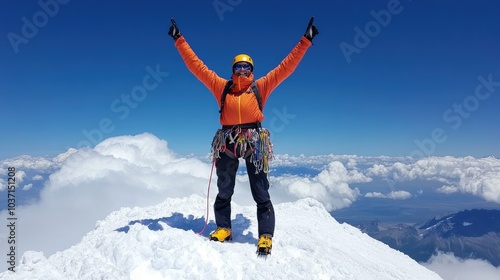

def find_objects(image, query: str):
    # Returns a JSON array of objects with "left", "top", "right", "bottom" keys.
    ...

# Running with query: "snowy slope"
[{"left": 0, "top": 195, "right": 442, "bottom": 280}]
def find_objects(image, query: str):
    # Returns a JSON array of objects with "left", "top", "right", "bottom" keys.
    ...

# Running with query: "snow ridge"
[{"left": 0, "top": 195, "right": 442, "bottom": 279}]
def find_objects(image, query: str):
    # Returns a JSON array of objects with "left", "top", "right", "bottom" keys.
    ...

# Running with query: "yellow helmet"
[{"left": 232, "top": 54, "right": 254, "bottom": 70}]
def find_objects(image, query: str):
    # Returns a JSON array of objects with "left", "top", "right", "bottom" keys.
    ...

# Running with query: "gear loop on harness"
[{"left": 210, "top": 123, "right": 273, "bottom": 174}]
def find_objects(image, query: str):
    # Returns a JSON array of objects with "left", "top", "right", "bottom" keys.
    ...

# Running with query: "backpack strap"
[
  {"left": 219, "top": 80, "right": 262, "bottom": 117},
  {"left": 219, "top": 80, "right": 234, "bottom": 114},
  {"left": 251, "top": 81, "right": 263, "bottom": 111}
]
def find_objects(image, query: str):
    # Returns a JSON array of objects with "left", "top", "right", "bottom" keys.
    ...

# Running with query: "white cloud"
[
  {"left": 2, "top": 156, "right": 54, "bottom": 170},
  {"left": 365, "top": 192, "right": 385, "bottom": 198},
  {"left": 1, "top": 133, "right": 214, "bottom": 258},
  {"left": 272, "top": 154, "right": 411, "bottom": 168},
  {"left": 437, "top": 185, "right": 458, "bottom": 194},
  {"left": 366, "top": 156, "right": 500, "bottom": 203},
  {"left": 422, "top": 251, "right": 500, "bottom": 280},
  {"left": 387, "top": 190, "right": 412, "bottom": 200},
  {"left": 22, "top": 183, "right": 33, "bottom": 191},
  {"left": 271, "top": 161, "right": 370, "bottom": 211},
  {"left": 16, "top": 170, "right": 26, "bottom": 184},
  {"left": 364, "top": 190, "right": 412, "bottom": 200},
  {"left": 0, "top": 169, "right": 26, "bottom": 191},
  {"left": 0, "top": 150, "right": 75, "bottom": 191}
]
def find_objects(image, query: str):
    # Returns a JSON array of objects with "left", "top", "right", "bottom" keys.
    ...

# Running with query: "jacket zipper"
[
  {"left": 238, "top": 95, "right": 242, "bottom": 123},
  {"left": 237, "top": 76, "right": 242, "bottom": 123}
]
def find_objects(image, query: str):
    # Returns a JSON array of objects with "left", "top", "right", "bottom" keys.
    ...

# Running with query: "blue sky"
[{"left": 1, "top": 0, "right": 499, "bottom": 159}]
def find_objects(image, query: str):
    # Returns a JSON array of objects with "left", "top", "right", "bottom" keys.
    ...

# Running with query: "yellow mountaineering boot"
[
  {"left": 209, "top": 228, "right": 232, "bottom": 242},
  {"left": 257, "top": 234, "right": 272, "bottom": 255}
]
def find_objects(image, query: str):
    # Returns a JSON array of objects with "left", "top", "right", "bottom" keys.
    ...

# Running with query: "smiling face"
[{"left": 233, "top": 62, "right": 252, "bottom": 77}]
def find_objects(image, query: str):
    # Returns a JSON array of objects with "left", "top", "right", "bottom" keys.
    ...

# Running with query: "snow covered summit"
[{"left": 0, "top": 195, "right": 442, "bottom": 280}]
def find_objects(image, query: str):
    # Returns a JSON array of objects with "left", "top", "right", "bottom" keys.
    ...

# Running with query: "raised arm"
[
  {"left": 256, "top": 17, "right": 319, "bottom": 103},
  {"left": 168, "top": 18, "right": 227, "bottom": 100}
]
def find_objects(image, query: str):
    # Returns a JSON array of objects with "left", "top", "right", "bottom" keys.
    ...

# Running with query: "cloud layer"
[
  {"left": 422, "top": 252, "right": 500, "bottom": 280},
  {"left": 366, "top": 156, "right": 500, "bottom": 203}
]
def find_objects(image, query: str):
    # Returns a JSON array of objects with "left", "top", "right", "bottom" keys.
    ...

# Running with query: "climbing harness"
[{"left": 210, "top": 125, "right": 273, "bottom": 173}]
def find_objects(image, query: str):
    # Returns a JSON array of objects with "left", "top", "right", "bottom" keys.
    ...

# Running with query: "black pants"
[{"left": 214, "top": 151, "right": 275, "bottom": 237}]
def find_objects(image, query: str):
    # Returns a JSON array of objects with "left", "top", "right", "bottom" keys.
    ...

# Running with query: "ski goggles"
[{"left": 233, "top": 63, "right": 252, "bottom": 71}]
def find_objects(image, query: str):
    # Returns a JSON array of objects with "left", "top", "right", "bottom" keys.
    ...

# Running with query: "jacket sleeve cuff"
[
  {"left": 174, "top": 35, "right": 185, "bottom": 47},
  {"left": 300, "top": 35, "right": 313, "bottom": 46}
]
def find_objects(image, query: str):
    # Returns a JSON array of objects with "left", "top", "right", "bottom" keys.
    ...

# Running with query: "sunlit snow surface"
[{"left": 0, "top": 195, "right": 442, "bottom": 280}]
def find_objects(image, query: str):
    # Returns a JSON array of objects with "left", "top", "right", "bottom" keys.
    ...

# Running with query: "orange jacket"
[{"left": 174, "top": 36, "right": 312, "bottom": 126}]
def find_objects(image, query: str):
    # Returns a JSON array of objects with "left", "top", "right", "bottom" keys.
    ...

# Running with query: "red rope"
[{"left": 195, "top": 160, "right": 215, "bottom": 235}]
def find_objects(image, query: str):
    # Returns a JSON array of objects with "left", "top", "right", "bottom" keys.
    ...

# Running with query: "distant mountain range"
[{"left": 358, "top": 209, "right": 500, "bottom": 266}]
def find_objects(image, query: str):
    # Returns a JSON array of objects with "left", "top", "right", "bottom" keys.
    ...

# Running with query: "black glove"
[
  {"left": 168, "top": 18, "right": 181, "bottom": 40},
  {"left": 304, "top": 16, "right": 319, "bottom": 42}
]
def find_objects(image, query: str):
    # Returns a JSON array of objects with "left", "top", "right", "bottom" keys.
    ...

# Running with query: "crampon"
[
  {"left": 209, "top": 228, "right": 232, "bottom": 242},
  {"left": 256, "top": 235, "right": 272, "bottom": 257},
  {"left": 256, "top": 246, "right": 271, "bottom": 257}
]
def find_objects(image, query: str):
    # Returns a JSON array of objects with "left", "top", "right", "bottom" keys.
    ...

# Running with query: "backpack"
[{"left": 219, "top": 80, "right": 262, "bottom": 117}]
